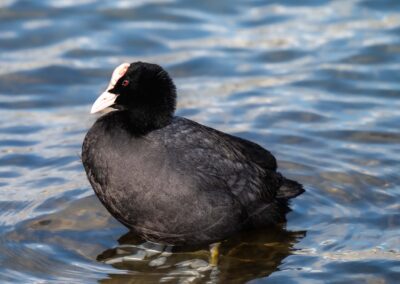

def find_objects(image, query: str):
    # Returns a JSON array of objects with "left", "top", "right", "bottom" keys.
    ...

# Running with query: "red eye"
[{"left": 122, "top": 80, "right": 129, "bottom": 87}]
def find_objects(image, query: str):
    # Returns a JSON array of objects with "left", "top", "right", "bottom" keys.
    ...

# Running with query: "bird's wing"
[
  {"left": 207, "top": 129, "right": 277, "bottom": 172},
  {"left": 156, "top": 117, "right": 283, "bottom": 207}
]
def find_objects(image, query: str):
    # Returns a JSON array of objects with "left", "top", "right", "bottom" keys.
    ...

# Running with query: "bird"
[{"left": 82, "top": 62, "right": 304, "bottom": 247}]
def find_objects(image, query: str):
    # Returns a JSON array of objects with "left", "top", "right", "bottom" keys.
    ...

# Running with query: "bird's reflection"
[{"left": 97, "top": 226, "right": 305, "bottom": 283}]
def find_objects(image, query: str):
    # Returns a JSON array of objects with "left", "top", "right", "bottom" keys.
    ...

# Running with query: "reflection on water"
[
  {"left": 98, "top": 229, "right": 304, "bottom": 283},
  {"left": 1, "top": 0, "right": 400, "bottom": 283}
]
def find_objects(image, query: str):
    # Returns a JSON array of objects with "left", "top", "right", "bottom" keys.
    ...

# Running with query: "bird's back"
[{"left": 156, "top": 117, "right": 301, "bottom": 224}]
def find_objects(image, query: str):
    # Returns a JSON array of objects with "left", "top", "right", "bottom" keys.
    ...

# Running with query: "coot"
[{"left": 82, "top": 62, "right": 304, "bottom": 246}]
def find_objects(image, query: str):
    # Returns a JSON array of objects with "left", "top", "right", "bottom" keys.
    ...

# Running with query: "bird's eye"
[{"left": 122, "top": 80, "right": 129, "bottom": 87}]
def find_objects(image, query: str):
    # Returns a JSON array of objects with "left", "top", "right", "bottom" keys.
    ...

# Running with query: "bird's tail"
[{"left": 276, "top": 178, "right": 305, "bottom": 200}]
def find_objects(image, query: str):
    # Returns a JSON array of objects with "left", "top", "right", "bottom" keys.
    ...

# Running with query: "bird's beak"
[
  {"left": 90, "top": 62, "right": 130, "bottom": 114},
  {"left": 90, "top": 91, "right": 118, "bottom": 114}
]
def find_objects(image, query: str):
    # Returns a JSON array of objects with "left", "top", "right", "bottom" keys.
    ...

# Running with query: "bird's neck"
[{"left": 122, "top": 107, "right": 173, "bottom": 135}]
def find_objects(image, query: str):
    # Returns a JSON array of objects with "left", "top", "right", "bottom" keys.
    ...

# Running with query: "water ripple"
[{"left": 0, "top": 0, "right": 399, "bottom": 283}]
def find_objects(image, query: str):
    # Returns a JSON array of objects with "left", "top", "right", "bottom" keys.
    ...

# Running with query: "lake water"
[{"left": 0, "top": 0, "right": 399, "bottom": 283}]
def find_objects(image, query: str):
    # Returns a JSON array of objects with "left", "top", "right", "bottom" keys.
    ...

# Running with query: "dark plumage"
[{"left": 82, "top": 62, "right": 304, "bottom": 246}]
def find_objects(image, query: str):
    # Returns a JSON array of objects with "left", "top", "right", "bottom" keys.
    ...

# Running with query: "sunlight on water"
[{"left": 0, "top": 0, "right": 399, "bottom": 283}]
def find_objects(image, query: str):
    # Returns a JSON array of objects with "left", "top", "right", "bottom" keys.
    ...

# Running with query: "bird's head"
[{"left": 91, "top": 62, "right": 176, "bottom": 118}]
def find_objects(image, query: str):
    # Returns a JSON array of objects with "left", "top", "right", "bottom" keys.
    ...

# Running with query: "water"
[{"left": 0, "top": 0, "right": 399, "bottom": 283}]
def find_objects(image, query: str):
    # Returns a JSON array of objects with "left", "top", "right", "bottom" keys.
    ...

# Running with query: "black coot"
[{"left": 82, "top": 62, "right": 304, "bottom": 246}]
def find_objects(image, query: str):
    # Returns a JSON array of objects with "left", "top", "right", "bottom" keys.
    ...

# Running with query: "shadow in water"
[{"left": 97, "top": 227, "right": 305, "bottom": 283}]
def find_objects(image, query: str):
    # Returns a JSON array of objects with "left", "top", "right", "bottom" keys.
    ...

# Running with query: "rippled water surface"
[{"left": 1, "top": 0, "right": 400, "bottom": 283}]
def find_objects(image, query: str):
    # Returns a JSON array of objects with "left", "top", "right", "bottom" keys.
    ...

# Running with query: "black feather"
[{"left": 82, "top": 62, "right": 304, "bottom": 246}]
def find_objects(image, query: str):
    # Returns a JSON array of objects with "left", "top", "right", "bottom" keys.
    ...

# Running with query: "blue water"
[{"left": 1, "top": 0, "right": 399, "bottom": 283}]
